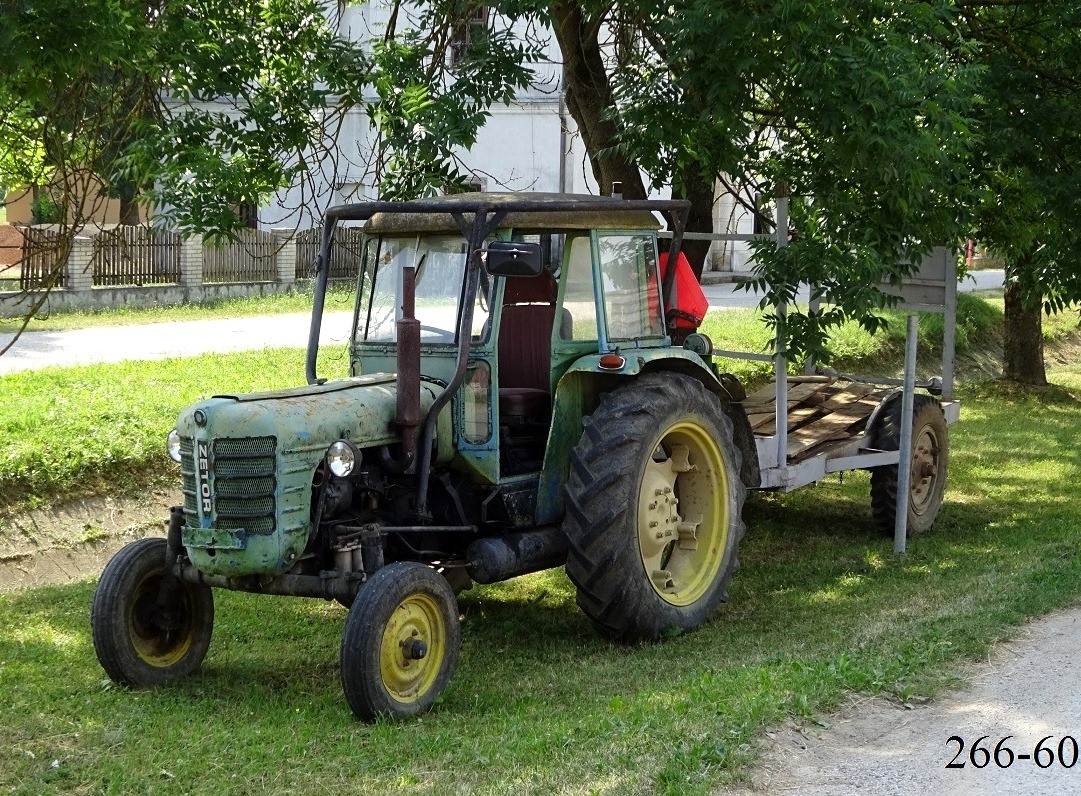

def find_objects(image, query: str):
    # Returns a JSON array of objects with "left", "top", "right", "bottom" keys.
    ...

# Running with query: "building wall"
[
  {"left": 3, "top": 172, "right": 150, "bottom": 226},
  {"left": 183, "top": 3, "right": 755, "bottom": 270}
]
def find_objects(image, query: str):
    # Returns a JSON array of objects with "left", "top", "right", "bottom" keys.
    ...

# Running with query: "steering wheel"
[{"left": 418, "top": 324, "right": 455, "bottom": 342}]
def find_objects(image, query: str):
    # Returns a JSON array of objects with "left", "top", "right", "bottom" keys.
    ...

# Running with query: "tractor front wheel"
[
  {"left": 562, "top": 373, "right": 746, "bottom": 641},
  {"left": 92, "top": 537, "right": 214, "bottom": 687},
  {"left": 340, "top": 562, "right": 460, "bottom": 721}
]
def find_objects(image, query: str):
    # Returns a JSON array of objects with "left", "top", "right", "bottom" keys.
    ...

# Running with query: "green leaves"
[
  {"left": 1, "top": 0, "right": 372, "bottom": 237},
  {"left": 363, "top": 3, "right": 543, "bottom": 199},
  {"left": 604, "top": 0, "right": 978, "bottom": 362},
  {"left": 962, "top": 1, "right": 1081, "bottom": 306}
]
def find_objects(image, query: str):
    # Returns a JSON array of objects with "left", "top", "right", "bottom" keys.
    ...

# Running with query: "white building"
[{"left": 261, "top": 3, "right": 756, "bottom": 273}]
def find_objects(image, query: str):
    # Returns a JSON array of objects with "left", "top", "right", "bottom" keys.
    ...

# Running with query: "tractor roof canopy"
[{"left": 331, "top": 192, "right": 667, "bottom": 235}]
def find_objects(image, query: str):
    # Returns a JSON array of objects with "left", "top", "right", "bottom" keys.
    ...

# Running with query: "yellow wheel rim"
[
  {"left": 128, "top": 574, "right": 195, "bottom": 667},
  {"left": 379, "top": 594, "right": 446, "bottom": 704},
  {"left": 637, "top": 420, "right": 729, "bottom": 606}
]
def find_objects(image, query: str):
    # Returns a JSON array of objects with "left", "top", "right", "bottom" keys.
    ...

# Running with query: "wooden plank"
[
  {"left": 790, "top": 431, "right": 862, "bottom": 462},
  {"left": 754, "top": 405, "right": 824, "bottom": 437},
  {"left": 786, "top": 375, "right": 835, "bottom": 384},
  {"left": 818, "top": 383, "right": 877, "bottom": 410},
  {"left": 743, "top": 382, "right": 781, "bottom": 408},
  {"left": 747, "top": 412, "right": 774, "bottom": 430},
  {"left": 787, "top": 405, "right": 824, "bottom": 430},
  {"left": 743, "top": 381, "right": 834, "bottom": 415},
  {"left": 787, "top": 427, "right": 852, "bottom": 459}
]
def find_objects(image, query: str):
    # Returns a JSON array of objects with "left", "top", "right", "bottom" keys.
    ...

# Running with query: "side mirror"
[{"left": 483, "top": 241, "right": 543, "bottom": 277}]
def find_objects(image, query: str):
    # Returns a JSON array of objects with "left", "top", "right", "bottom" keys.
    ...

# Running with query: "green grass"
[
  {"left": 702, "top": 292, "right": 1010, "bottom": 385},
  {"left": 4, "top": 369, "right": 1081, "bottom": 793},
  {"left": 0, "top": 346, "right": 350, "bottom": 519},
  {"left": 0, "top": 293, "right": 1074, "bottom": 521},
  {"left": 0, "top": 285, "right": 357, "bottom": 332},
  {"left": 4, "top": 293, "right": 1081, "bottom": 791}
]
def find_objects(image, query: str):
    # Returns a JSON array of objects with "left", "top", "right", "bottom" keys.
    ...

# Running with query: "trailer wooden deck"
[{"left": 741, "top": 376, "right": 892, "bottom": 464}]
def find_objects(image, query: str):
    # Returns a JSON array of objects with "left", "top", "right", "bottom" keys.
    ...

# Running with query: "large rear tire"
[
  {"left": 870, "top": 395, "right": 949, "bottom": 536},
  {"left": 562, "top": 373, "right": 746, "bottom": 641},
  {"left": 92, "top": 537, "right": 214, "bottom": 687},
  {"left": 340, "top": 562, "right": 460, "bottom": 721}
]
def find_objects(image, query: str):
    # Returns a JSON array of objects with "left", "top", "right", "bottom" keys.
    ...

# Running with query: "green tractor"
[{"left": 91, "top": 192, "right": 950, "bottom": 719}]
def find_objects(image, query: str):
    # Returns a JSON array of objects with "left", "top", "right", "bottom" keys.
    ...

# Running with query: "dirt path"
[
  {"left": 725, "top": 607, "right": 1081, "bottom": 796},
  {"left": 4, "top": 483, "right": 1080, "bottom": 796},
  {"left": 0, "top": 489, "right": 177, "bottom": 590}
]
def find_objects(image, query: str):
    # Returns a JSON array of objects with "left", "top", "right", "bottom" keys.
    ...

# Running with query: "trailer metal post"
[
  {"left": 775, "top": 303, "right": 788, "bottom": 469},
  {"left": 942, "top": 254, "right": 958, "bottom": 401},
  {"left": 774, "top": 194, "right": 790, "bottom": 470},
  {"left": 804, "top": 289, "right": 820, "bottom": 375},
  {"left": 894, "top": 313, "right": 919, "bottom": 553}
]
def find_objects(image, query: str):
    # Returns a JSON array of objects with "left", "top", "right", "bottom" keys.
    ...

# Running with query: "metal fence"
[
  {"left": 297, "top": 226, "right": 364, "bottom": 282},
  {"left": 203, "top": 229, "right": 277, "bottom": 283},
  {"left": 91, "top": 226, "right": 181, "bottom": 286}
]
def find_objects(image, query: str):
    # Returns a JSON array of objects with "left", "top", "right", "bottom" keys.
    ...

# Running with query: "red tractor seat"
[{"left": 498, "top": 273, "right": 558, "bottom": 420}]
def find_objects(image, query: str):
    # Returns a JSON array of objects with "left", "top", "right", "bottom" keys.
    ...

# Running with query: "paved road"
[
  {"left": 0, "top": 312, "right": 354, "bottom": 375},
  {"left": 0, "top": 271, "right": 1004, "bottom": 375}
]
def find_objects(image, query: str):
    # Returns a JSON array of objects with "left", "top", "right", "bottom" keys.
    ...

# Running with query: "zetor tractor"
[{"left": 90, "top": 193, "right": 941, "bottom": 720}]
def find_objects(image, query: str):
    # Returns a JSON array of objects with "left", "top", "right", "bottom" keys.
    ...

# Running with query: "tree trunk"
[
  {"left": 119, "top": 194, "right": 141, "bottom": 225},
  {"left": 674, "top": 164, "right": 715, "bottom": 280},
  {"left": 551, "top": 2, "right": 645, "bottom": 199},
  {"left": 116, "top": 180, "right": 141, "bottom": 225},
  {"left": 1003, "top": 258, "right": 1047, "bottom": 385}
]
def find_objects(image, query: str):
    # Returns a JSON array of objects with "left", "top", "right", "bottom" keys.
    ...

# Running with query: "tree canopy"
[
  {"left": 955, "top": 1, "right": 1081, "bottom": 384},
  {"left": 1, "top": 0, "right": 363, "bottom": 233},
  {"left": 4, "top": 0, "right": 1081, "bottom": 381}
]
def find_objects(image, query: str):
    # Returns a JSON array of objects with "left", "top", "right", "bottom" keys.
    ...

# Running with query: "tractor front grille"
[{"left": 181, "top": 436, "right": 278, "bottom": 536}]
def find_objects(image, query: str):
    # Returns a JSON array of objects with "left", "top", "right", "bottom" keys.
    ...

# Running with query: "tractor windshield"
[{"left": 361, "top": 235, "right": 485, "bottom": 345}]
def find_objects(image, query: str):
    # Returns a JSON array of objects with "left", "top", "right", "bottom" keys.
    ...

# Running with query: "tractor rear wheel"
[
  {"left": 92, "top": 537, "right": 214, "bottom": 687},
  {"left": 340, "top": 562, "right": 460, "bottom": 721},
  {"left": 870, "top": 395, "right": 949, "bottom": 536},
  {"left": 562, "top": 373, "right": 746, "bottom": 641}
]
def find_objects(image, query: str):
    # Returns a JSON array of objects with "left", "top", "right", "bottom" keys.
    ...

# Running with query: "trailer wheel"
[
  {"left": 870, "top": 395, "right": 949, "bottom": 536},
  {"left": 92, "top": 537, "right": 214, "bottom": 687},
  {"left": 340, "top": 562, "right": 460, "bottom": 721},
  {"left": 563, "top": 373, "right": 746, "bottom": 641}
]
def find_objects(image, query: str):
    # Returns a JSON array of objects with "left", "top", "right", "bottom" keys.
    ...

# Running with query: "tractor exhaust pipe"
[
  {"left": 385, "top": 264, "right": 420, "bottom": 472},
  {"left": 465, "top": 526, "right": 568, "bottom": 584}
]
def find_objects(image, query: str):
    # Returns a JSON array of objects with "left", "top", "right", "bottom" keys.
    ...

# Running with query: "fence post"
[
  {"left": 65, "top": 236, "right": 94, "bottom": 291},
  {"left": 273, "top": 228, "right": 297, "bottom": 285},
  {"left": 179, "top": 234, "right": 203, "bottom": 286}
]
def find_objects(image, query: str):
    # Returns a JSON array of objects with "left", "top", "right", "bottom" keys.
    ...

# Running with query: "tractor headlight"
[
  {"left": 326, "top": 440, "right": 360, "bottom": 478},
  {"left": 167, "top": 429, "right": 182, "bottom": 463}
]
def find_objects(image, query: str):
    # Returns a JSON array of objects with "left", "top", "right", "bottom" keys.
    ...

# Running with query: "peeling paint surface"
[{"left": 176, "top": 378, "right": 436, "bottom": 576}]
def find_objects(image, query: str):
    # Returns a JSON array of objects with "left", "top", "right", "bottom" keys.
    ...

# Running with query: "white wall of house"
[{"left": 258, "top": 2, "right": 755, "bottom": 272}]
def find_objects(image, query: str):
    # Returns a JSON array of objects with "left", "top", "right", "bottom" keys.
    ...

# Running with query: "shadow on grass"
[{"left": 4, "top": 378, "right": 1081, "bottom": 794}]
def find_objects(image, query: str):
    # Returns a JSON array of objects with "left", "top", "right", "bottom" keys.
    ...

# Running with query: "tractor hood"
[
  {"left": 173, "top": 372, "right": 451, "bottom": 578},
  {"left": 175, "top": 373, "right": 450, "bottom": 460}
]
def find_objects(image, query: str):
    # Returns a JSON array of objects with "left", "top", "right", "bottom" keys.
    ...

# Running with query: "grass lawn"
[
  {"left": 0, "top": 346, "right": 351, "bottom": 520},
  {"left": 0, "top": 293, "right": 1028, "bottom": 519},
  {"left": 3, "top": 368, "right": 1081, "bottom": 794},
  {"left": 3, "top": 293, "right": 1081, "bottom": 792}
]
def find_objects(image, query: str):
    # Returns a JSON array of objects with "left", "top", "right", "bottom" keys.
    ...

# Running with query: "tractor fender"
[{"left": 535, "top": 351, "right": 759, "bottom": 526}]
